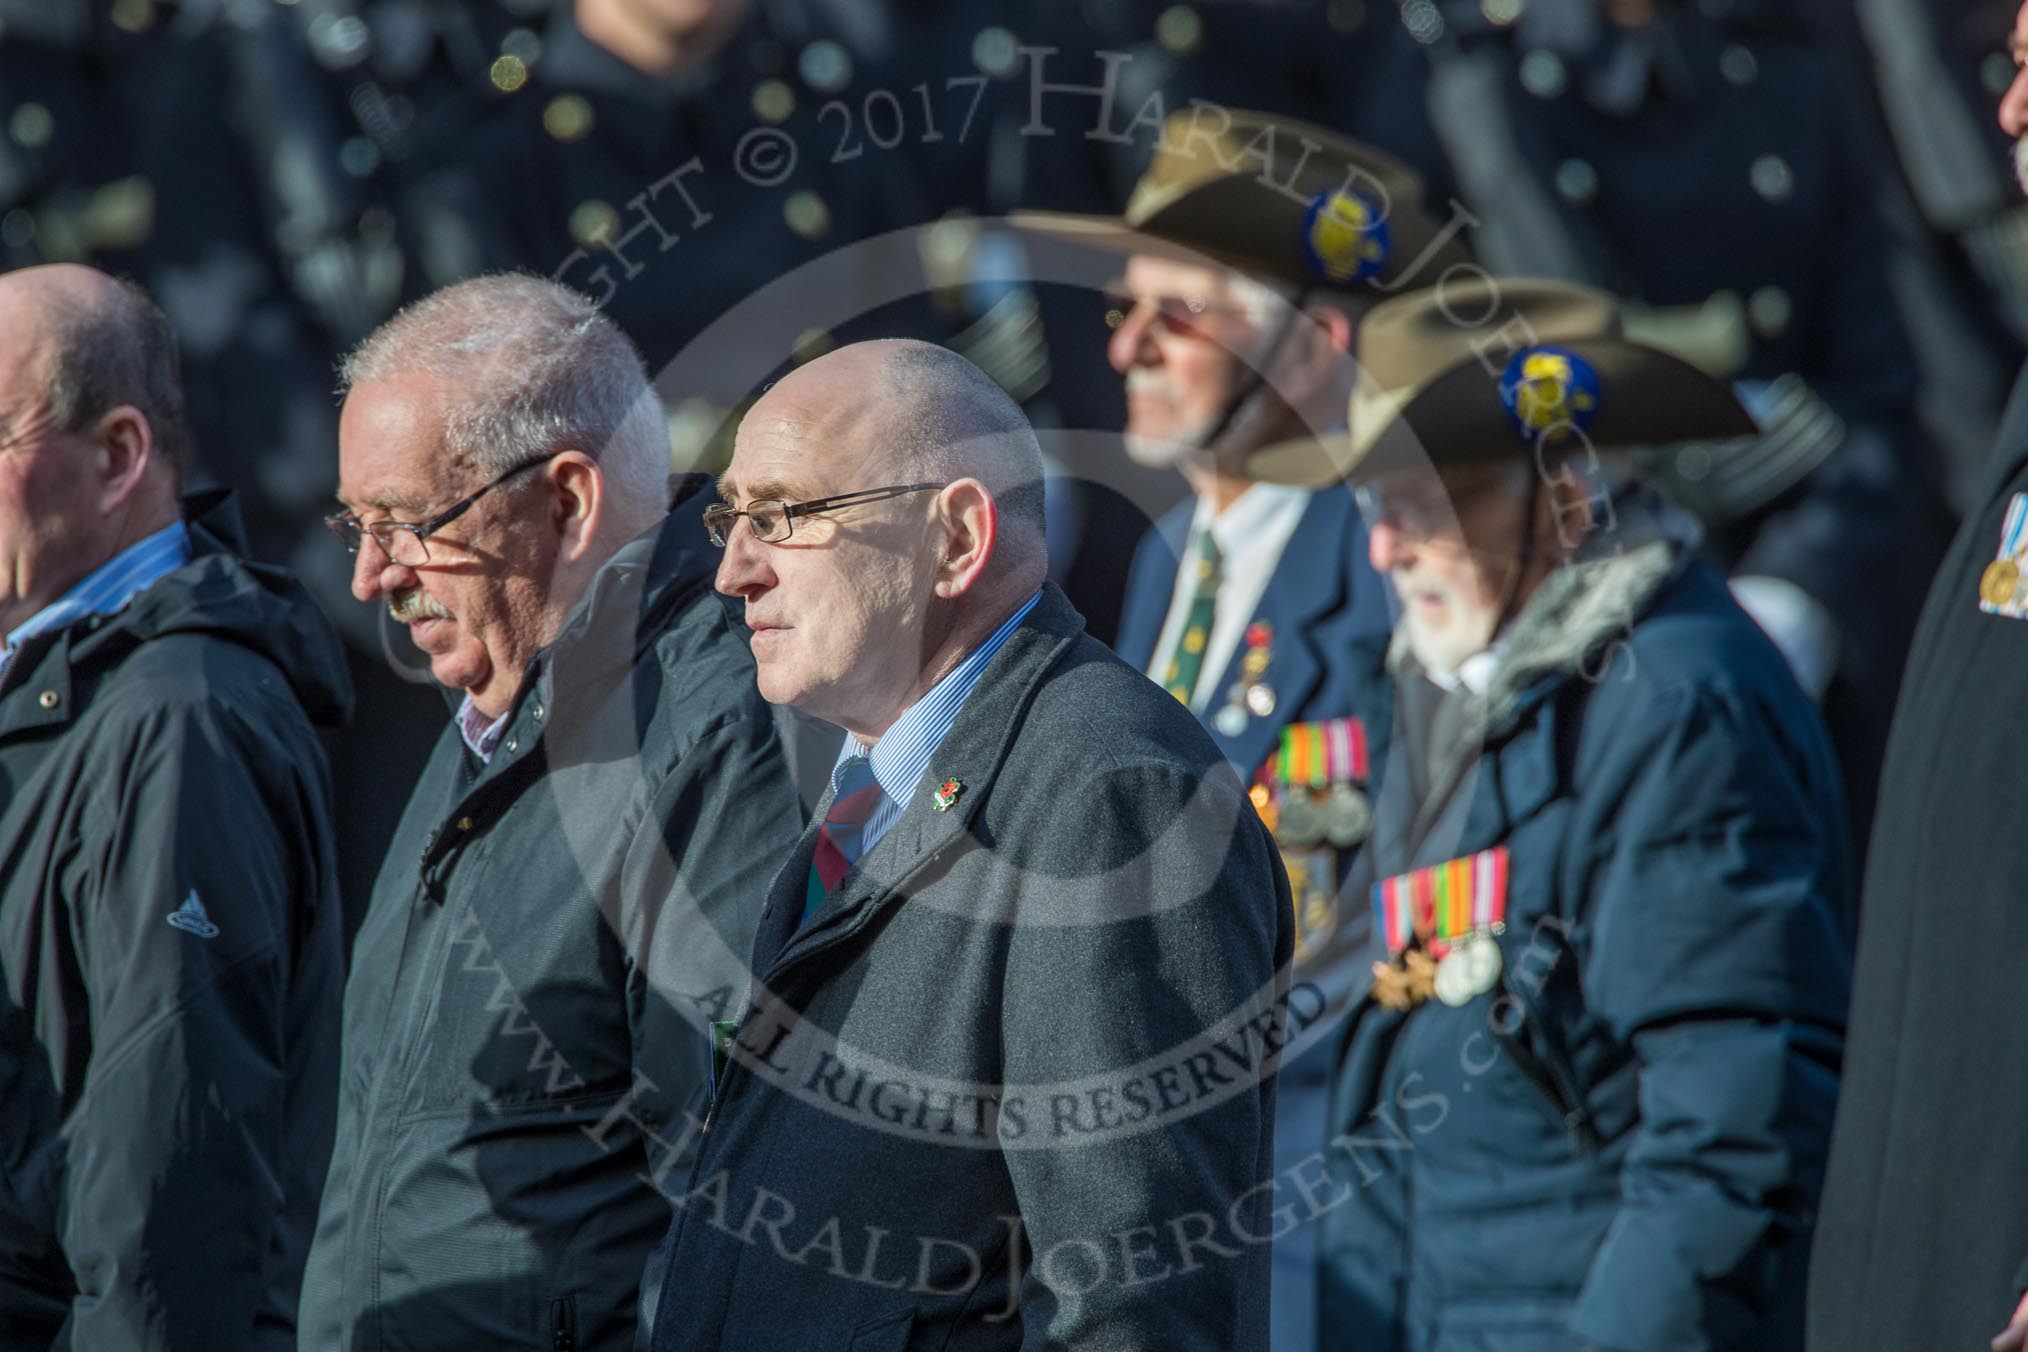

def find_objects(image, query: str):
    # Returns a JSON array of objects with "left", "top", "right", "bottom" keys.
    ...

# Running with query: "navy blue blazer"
[{"left": 1115, "top": 485, "right": 1393, "bottom": 784}]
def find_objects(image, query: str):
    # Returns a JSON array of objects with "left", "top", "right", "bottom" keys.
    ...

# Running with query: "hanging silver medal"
[{"left": 1434, "top": 932, "right": 1504, "bottom": 1007}]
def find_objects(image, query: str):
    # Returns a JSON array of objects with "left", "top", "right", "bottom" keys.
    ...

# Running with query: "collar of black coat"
[
  {"left": 1386, "top": 483, "right": 1699, "bottom": 730},
  {"left": 42, "top": 488, "right": 354, "bottom": 729},
  {"left": 496, "top": 475, "right": 724, "bottom": 721}
]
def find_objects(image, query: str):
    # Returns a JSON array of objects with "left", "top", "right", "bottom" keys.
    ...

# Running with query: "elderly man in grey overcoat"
[{"left": 642, "top": 339, "right": 1295, "bottom": 1351}]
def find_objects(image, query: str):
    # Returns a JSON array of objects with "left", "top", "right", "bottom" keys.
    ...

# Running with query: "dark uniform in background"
[
  {"left": 422, "top": 1, "right": 946, "bottom": 457},
  {"left": 1327, "top": 0, "right": 1953, "bottom": 862},
  {"left": 1821, "top": 0, "right": 2028, "bottom": 506}
]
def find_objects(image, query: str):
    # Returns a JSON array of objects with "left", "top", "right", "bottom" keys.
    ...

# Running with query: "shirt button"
[
  {"left": 36, "top": 690, "right": 58, "bottom": 709},
  {"left": 505, "top": 737, "right": 519, "bottom": 754},
  {"left": 532, "top": 702, "right": 545, "bottom": 721}
]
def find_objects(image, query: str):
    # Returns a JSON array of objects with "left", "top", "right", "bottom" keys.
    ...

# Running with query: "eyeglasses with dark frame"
[
  {"left": 702, "top": 482, "right": 946, "bottom": 548},
  {"left": 325, "top": 455, "right": 554, "bottom": 567}
]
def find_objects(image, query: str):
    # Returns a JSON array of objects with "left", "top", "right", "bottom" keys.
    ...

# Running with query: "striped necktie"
[
  {"left": 1161, "top": 530, "right": 1223, "bottom": 705},
  {"left": 804, "top": 755, "right": 884, "bottom": 925}
]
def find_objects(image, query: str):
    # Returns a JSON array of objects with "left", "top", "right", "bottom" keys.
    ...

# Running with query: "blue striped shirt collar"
[
  {"left": 2, "top": 521, "right": 192, "bottom": 660},
  {"left": 833, "top": 589, "right": 1042, "bottom": 841}
]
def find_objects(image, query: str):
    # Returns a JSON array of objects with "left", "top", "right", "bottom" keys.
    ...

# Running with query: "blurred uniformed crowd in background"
[
  {"left": 5, "top": 0, "right": 2010, "bottom": 918},
  {"left": 18, "top": 2, "right": 2028, "bottom": 1349}
]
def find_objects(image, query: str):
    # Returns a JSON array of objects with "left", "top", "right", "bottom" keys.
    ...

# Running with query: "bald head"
[
  {"left": 754, "top": 340, "right": 1047, "bottom": 566},
  {"left": 715, "top": 341, "right": 1049, "bottom": 740},
  {"left": 0, "top": 264, "right": 188, "bottom": 491},
  {"left": 0, "top": 266, "right": 187, "bottom": 633}
]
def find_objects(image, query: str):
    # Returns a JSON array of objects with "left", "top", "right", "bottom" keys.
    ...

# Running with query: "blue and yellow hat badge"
[
  {"left": 1302, "top": 189, "right": 1391, "bottom": 284},
  {"left": 1499, "top": 346, "right": 1601, "bottom": 446}
]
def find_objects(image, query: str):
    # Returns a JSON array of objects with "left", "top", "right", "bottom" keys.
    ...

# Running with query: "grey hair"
[
  {"left": 340, "top": 273, "right": 669, "bottom": 514},
  {"left": 46, "top": 276, "right": 189, "bottom": 489},
  {"left": 1225, "top": 269, "right": 1300, "bottom": 329},
  {"left": 874, "top": 342, "right": 1047, "bottom": 549}
]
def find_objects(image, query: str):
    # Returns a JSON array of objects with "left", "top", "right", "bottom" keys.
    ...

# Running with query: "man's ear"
[
  {"left": 1306, "top": 300, "right": 1355, "bottom": 356},
  {"left": 932, "top": 478, "right": 998, "bottom": 599},
  {"left": 1272, "top": 302, "right": 1357, "bottom": 413},
  {"left": 92, "top": 405, "right": 155, "bottom": 515},
  {"left": 546, "top": 450, "right": 604, "bottom": 561},
  {"left": 1540, "top": 457, "right": 1610, "bottom": 554}
]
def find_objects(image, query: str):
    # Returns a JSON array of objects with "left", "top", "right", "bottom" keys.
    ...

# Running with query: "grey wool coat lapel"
[{"left": 757, "top": 589, "right": 1079, "bottom": 972}]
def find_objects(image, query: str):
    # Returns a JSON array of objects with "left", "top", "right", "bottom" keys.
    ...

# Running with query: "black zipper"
[
  {"left": 1492, "top": 988, "right": 1600, "bottom": 1155},
  {"left": 679, "top": 889, "right": 895, "bottom": 1213},
  {"left": 703, "top": 1018, "right": 740, "bottom": 1132},
  {"left": 550, "top": 1295, "right": 577, "bottom": 1351}
]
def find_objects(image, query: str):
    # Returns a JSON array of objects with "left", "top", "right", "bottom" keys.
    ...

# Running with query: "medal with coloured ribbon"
[
  {"left": 1255, "top": 716, "right": 1372, "bottom": 849},
  {"left": 1369, "top": 846, "right": 1510, "bottom": 1011},
  {"left": 1247, "top": 715, "right": 1373, "bottom": 966},
  {"left": 1980, "top": 491, "right": 2028, "bottom": 617}
]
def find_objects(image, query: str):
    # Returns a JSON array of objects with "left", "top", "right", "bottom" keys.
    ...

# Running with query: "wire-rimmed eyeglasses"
[
  {"left": 702, "top": 482, "right": 946, "bottom": 547},
  {"left": 325, "top": 456, "right": 553, "bottom": 567}
]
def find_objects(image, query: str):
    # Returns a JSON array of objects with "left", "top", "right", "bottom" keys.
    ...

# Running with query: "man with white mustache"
[
  {"left": 1809, "top": 6, "right": 2028, "bottom": 1348},
  {"left": 300, "top": 273, "right": 803, "bottom": 1350},
  {"left": 1017, "top": 109, "right": 1467, "bottom": 1352}
]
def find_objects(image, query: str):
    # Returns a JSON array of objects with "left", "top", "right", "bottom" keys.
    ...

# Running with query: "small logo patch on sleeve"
[{"left": 166, "top": 890, "right": 219, "bottom": 939}]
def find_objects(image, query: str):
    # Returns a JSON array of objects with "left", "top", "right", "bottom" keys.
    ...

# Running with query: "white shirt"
[
  {"left": 1148, "top": 483, "right": 1311, "bottom": 710},
  {"left": 1729, "top": 574, "right": 1838, "bottom": 700},
  {"left": 1424, "top": 642, "right": 1507, "bottom": 698}
]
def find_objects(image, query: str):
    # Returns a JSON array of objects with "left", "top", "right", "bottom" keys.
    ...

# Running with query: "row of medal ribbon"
[
  {"left": 1249, "top": 715, "right": 1373, "bottom": 848},
  {"left": 1369, "top": 845, "right": 1511, "bottom": 1010}
]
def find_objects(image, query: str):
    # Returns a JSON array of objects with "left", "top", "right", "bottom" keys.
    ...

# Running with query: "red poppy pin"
[{"left": 932, "top": 779, "right": 962, "bottom": 812}]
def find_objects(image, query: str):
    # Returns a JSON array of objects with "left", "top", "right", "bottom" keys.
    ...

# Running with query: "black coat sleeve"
[
  {"left": 49, "top": 699, "right": 325, "bottom": 1351},
  {"left": 623, "top": 710, "right": 808, "bottom": 1339}
]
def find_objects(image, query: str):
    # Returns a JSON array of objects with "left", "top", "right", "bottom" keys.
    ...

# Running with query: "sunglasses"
[{"left": 1102, "top": 289, "right": 1254, "bottom": 340}]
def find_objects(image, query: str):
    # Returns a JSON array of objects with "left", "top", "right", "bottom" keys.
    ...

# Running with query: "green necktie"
[{"left": 1161, "top": 530, "right": 1222, "bottom": 705}]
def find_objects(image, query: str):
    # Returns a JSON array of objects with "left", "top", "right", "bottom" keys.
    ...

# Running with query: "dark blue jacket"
[
  {"left": 1115, "top": 486, "right": 1392, "bottom": 783},
  {"left": 1318, "top": 515, "right": 1851, "bottom": 1352},
  {"left": 1116, "top": 484, "right": 1390, "bottom": 1352}
]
